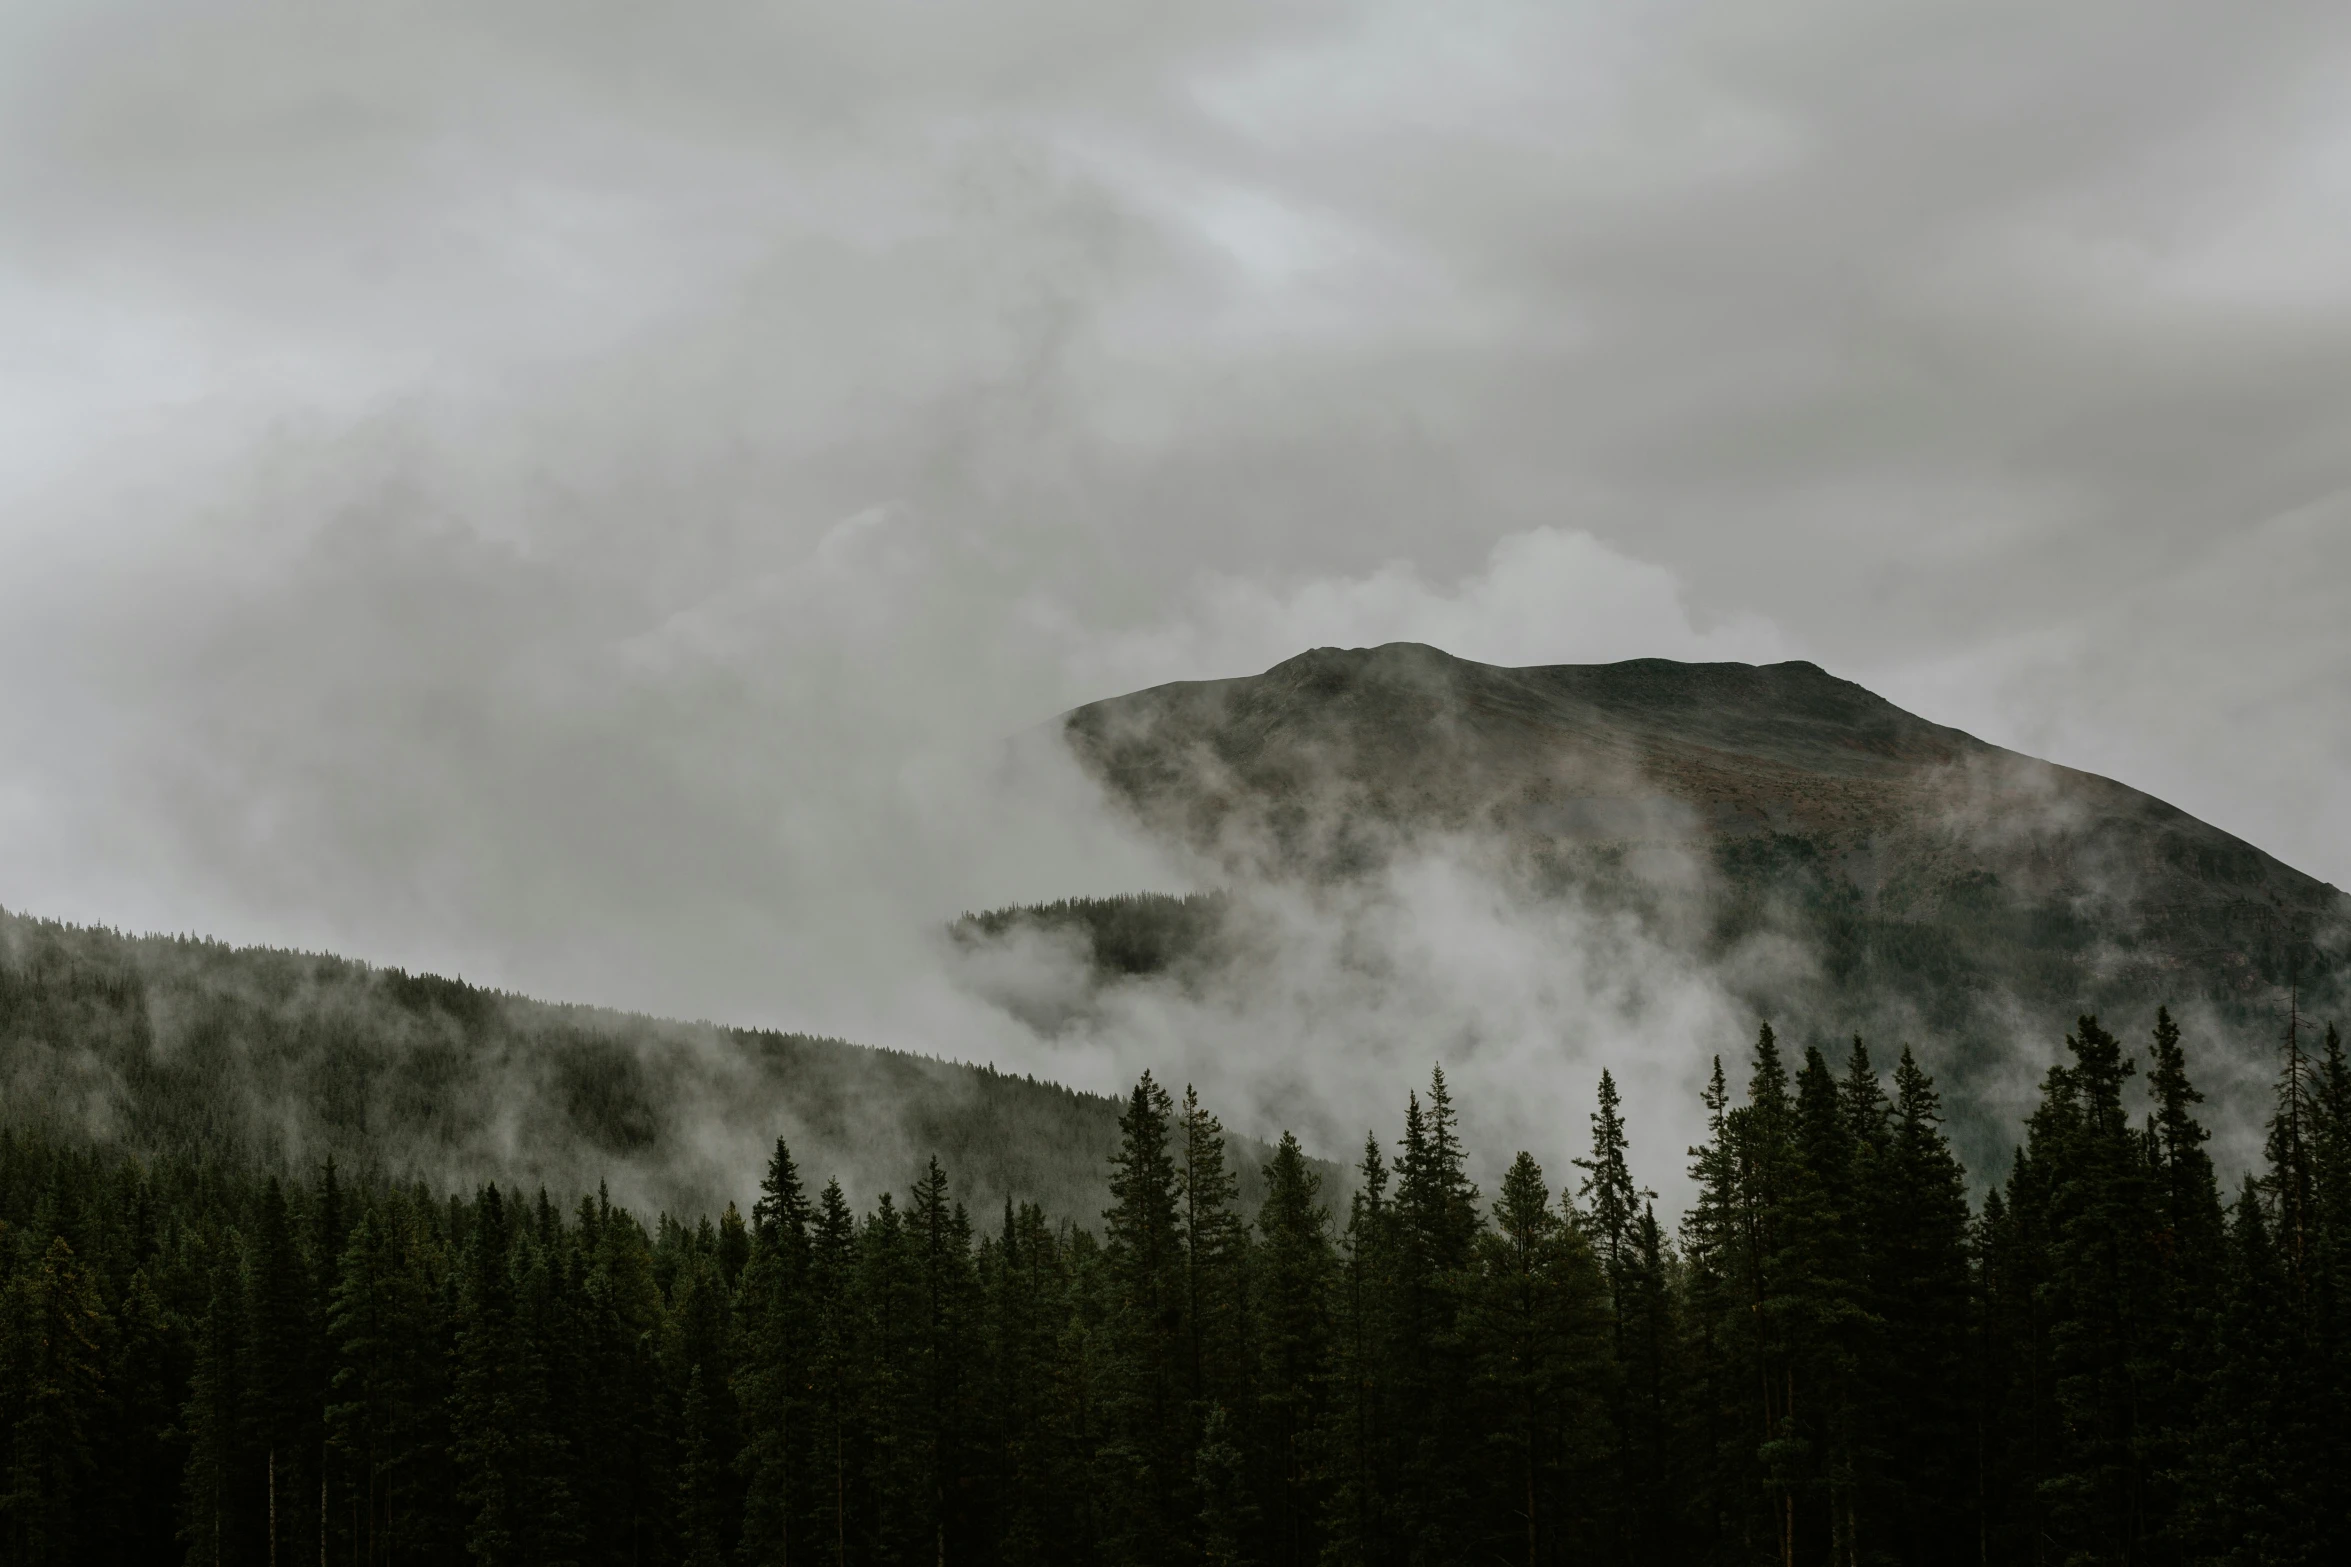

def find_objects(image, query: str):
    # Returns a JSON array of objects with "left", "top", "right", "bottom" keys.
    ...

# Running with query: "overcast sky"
[{"left": 4, "top": 0, "right": 2348, "bottom": 1066}]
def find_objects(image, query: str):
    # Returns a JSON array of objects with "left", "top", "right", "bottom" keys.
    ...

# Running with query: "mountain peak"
[{"left": 1061, "top": 642, "right": 2345, "bottom": 1013}]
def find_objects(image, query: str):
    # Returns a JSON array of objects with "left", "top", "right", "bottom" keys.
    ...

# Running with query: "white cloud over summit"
[{"left": 0, "top": 0, "right": 2347, "bottom": 1141}]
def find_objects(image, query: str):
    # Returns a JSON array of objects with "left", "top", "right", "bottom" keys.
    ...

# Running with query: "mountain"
[
  {"left": 966, "top": 644, "right": 2351, "bottom": 1162},
  {"left": 0, "top": 908, "right": 1251, "bottom": 1223}
]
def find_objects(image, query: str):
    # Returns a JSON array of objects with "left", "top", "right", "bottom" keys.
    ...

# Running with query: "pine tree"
[
  {"left": 754, "top": 1137, "right": 813, "bottom": 1275},
  {"left": 677, "top": 1364, "right": 729, "bottom": 1567},
  {"left": 1252, "top": 1131, "right": 1333, "bottom": 1567},
  {"left": 1100, "top": 1073, "right": 1189, "bottom": 1565},
  {"left": 1737, "top": 1023, "right": 1799, "bottom": 1567},
  {"left": 2265, "top": 994, "right": 2320, "bottom": 1306},
  {"left": 1873, "top": 1047, "right": 1973, "bottom": 1566},
  {"left": 2190, "top": 1179, "right": 2311, "bottom": 1563},
  {"left": 808, "top": 1179, "right": 858, "bottom": 1567},
  {"left": 107, "top": 1265, "right": 187, "bottom": 1564},
  {"left": 247, "top": 1176, "right": 320, "bottom": 1567},
  {"left": 576, "top": 1187, "right": 671, "bottom": 1567},
  {"left": 453, "top": 1185, "right": 528, "bottom": 1567},
  {"left": 1620, "top": 1201, "right": 1682, "bottom": 1565},
  {"left": 1573, "top": 1067, "right": 1658, "bottom": 1559},
  {"left": 180, "top": 1238, "right": 256, "bottom": 1567},
  {"left": 907, "top": 1157, "right": 978, "bottom": 1562},
  {"left": 1465, "top": 1151, "right": 1608, "bottom": 1565},
  {"left": 514, "top": 1213, "right": 586, "bottom": 1567},
  {"left": 0, "top": 1234, "right": 109, "bottom": 1564},
  {"left": 1325, "top": 1133, "right": 1400, "bottom": 1567},
  {"left": 1574, "top": 1070, "right": 1642, "bottom": 1292},
  {"left": 1179, "top": 1085, "right": 1250, "bottom": 1423},
  {"left": 981, "top": 1197, "right": 1072, "bottom": 1566},
  {"left": 737, "top": 1139, "right": 812, "bottom": 1566},
  {"left": 1771, "top": 1046, "right": 1866, "bottom": 1566},
  {"left": 2309, "top": 1022, "right": 2351, "bottom": 1545},
  {"left": 735, "top": 1235, "right": 802, "bottom": 1566},
  {"left": 1195, "top": 1402, "right": 1253, "bottom": 1567},
  {"left": 2136, "top": 1007, "right": 2228, "bottom": 1560},
  {"left": 855, "top": 1190, "right": 927, "bottom": 1562},
  {"left": 2004, "top": 1015, "right": 2168, "bottom": 1563},
  {"left": 1390, "top": 1067, "right": 1482, "bottom": 1562},
  {"left": 1678, "top": 1053, "right": 1746, "bottom": 1563}
]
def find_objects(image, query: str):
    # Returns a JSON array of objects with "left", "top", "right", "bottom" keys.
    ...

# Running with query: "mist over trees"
[
  {"left": 4, "top": 1004, "right": 2346, "bottom": 1564},
  {"left": 0, "top": 908, "right": 1169, "bottom": 1223}
]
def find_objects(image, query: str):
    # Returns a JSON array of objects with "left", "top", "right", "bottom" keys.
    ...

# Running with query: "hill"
[
  {"left": 0, "top": 908, "right": 1202, "bottom": 1223},
  {"left": 955, "top": 644, "right": 2351, "bottom": 1164}
]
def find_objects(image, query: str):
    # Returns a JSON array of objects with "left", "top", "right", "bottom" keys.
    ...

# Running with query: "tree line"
[{"left": 2, "top": 1006, "right": 2347, "bottom": 1565}]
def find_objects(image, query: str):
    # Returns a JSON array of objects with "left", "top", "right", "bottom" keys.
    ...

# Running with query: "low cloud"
[{"left": 2, "top": 0, "right": 2347, "bottom": 1199}]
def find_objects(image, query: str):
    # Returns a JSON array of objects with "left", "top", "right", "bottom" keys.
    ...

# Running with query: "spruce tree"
[
  {"left": 677, "top": 1364, "right": 729, "bottom": 1567},
  {"left": 2138, "top": 1007, "right": 2228, "bottom": 1559},
  {"left": 180, "top": 1239, "right": 257, "bottom": 1567},
  {"left": 908, "top": 1157, "right": 979, "bottom": 1562},
  {"left": 1874, "top": 1047, "right": 1973, "bottom": 1566},
  {"left": 108, "top": 1265, "right": 187, "bottom": 1564},
  {"left": 1465, "top": 1151, "right": 1607, "bottom": 1565},
  {"left": 1738, "top": 1023, "right": 1799, "bottom": 1567},
  {"left": 735, "top": 1238, "right": 801, "bottom": 1565},
  {"left": 807, "top": 1179, "right": 858, "bottom": 1567},
  {"left": 1390, "top": 1068, "right": 1482, "bottom": 1562},
  {"left": 453, "top": 1185, "right": 528, "bottom": 1567},
  {"left": 1678, "top": 1053, "right": 1745, "bottom": 1563},
  {"left": 1573, "top": 1067, "right": 1659, "bottom": 1560},
  {"left": 1252, "top": 1131, "right": 1333, "bottom": 1567},
  {"left": 1100, "top": 1073, "right": 1189, "bottom": 1565},
  {"left": 1325, "top": 1133, "right": 1400, "bottom": 1567},
  {"left": 2005, "top": 1015, "right": 2168, "bottom": 1562},
  {"left": 0, "top": 1235, "right": 108, "bottom": 1564},
  {"left": 1179, "top": 1085, "right": 1250, "bottom": 1423},
  {"left": 981, "top": 1197, "right": 1072, "bottom": 1566},
  {"left": 2309, "top": 1022, "right": 2351, "bottom": 1544},
  {"left": 2191, "top": 1179, "right": 2309, "bottom": 1563},
  {"left": 246, "top": 1176, "right": 320, "bottom": 1567}
]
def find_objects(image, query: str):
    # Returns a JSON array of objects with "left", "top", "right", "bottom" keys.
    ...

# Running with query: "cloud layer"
[{"left": 2, "top": 0, "right": 2348, "bottom": 1179}]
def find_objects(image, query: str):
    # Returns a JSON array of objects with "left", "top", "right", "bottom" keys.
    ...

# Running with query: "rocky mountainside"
[{"left": 1028, "top": 644, "right": 2347, "bottom": 1150}]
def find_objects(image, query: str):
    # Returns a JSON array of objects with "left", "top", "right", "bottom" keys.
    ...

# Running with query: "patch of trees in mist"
[
  {"left": 0, "top": 909, "right": 1153, "bottom": 1223},
  {"left": 5, "top": 1002, "right": 2348, "bottom": 1564}
]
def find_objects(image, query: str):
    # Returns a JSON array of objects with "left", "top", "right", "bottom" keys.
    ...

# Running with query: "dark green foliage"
[
  {"left": 1251, "top": 1132, "right": 1333, "bottom": 1567},
  {"left": 1098, "top": 1072, "right": 1189, "bottom": 1564},
  {"left": 948, "top": 892, "right": 1231, "bottom": 980},
  {"left": 0, "top": 907, "right": 1178, "bottom": 1224},
  {"left": 0, "top": 1000, "right": 2343, "bottom": 1564}
]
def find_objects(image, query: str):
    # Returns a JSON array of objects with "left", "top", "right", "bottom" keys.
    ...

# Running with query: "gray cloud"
[{"left": 2, "top": 0, "right": 2347, "bottom": 1167}]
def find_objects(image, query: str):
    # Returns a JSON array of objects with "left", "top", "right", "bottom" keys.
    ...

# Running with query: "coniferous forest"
[{"left": 3, "top": 1008, "right": 2348, "bottom": 1565}]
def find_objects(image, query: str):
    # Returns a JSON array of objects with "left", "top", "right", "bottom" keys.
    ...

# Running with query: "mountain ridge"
[
  {"left": 1061, "top": 642, "right": 2343, "bottom": 985},
  {"left": 995, "top": 643, "right": 2351, "bottom": 1171}
]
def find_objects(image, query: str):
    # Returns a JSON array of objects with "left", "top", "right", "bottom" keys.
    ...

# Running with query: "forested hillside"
[
  {"left": 4, "top": 1000, "right": 2346, "bottom": 1564},
  {"left": 0, "top": 908, "right": 1139, "bottom": 1222}
]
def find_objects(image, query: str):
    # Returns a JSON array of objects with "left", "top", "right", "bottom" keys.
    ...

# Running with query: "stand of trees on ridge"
[{"left": 3, "top": 1007, "right": 2348, "bottom": 1566}]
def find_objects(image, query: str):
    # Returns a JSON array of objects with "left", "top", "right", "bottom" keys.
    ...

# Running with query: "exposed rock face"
[{"left": 1059, "top": 642, "right": 2345, "bottom": 1048}]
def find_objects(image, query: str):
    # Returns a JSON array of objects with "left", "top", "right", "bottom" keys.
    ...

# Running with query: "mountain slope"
[
  {"left": 1061, "top": 643, "right": 2344, "bottom": 993},
  {"left": 1033, "top": 644, "right": 2348, "bottom": 1161},
  {"left": 0, "top": 909, "right": 1161, "bottom": 1222}
]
